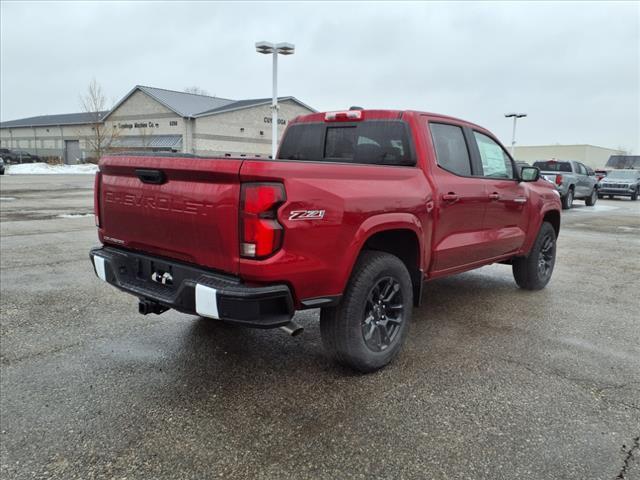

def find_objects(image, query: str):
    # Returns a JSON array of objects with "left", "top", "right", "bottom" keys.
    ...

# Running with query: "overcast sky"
[{"left": 1, "top": 1, "right": 638, "bottom": 152}]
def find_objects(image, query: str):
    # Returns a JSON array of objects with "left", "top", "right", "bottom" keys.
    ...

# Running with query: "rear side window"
[
  {"left": 429, "top": 123, "right": 471, "bottom": 176},
  {"left": 533, "top": 161, "right": 572, "bottom": 172},
  {"left": 278, "top": 121, "right": 415, "bottom": 166},
  {"left": 276, "top": 123, "right": 325, "bottom": 161}
]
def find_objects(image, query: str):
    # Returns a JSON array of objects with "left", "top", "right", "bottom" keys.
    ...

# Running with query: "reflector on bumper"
[
  {"left": 93, "top": 256, "right": 107, "bottom": 281},
  {"left": 195, "top": 284, "right": 219, "bottom": 319}
]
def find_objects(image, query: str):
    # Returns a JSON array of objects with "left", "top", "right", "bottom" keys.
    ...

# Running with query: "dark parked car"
[
  {"left": 14, "top": 151, "right": 41, "bottom": 163},
  {"left": 0, "top": 149, "right": 40, "bottom": 164},
  {"left": 0, "top": 149, "right": 17, "bottom": 164},
  {"left": 0, "top": 157, "right": 5, "bottom": 175},
  {"left": 598, "top": 169, "right": 640, "bottom": 200}
]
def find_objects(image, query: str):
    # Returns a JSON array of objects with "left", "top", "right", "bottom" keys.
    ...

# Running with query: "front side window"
[
  {"left": 473, "top": 132, "right": 514, "bottom": 179},
  {"left": 429, "top": 123, "right": 471, "bottom": 176}
]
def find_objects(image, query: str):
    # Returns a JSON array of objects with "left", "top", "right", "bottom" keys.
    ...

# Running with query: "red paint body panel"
[
  {"left": 97, "top": 155, "right": 242, "bottom": 274},
  {"left": 96, "top": 110, "right": 561, "bottom": 308}
]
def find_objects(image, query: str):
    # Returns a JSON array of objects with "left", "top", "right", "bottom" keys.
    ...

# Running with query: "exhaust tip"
[{"left": 280, "top": 321, "right": 303, "bottom": 337}]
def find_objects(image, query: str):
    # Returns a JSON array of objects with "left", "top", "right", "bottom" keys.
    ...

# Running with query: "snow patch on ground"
[
  {"left": 58, "top": 213, "right": 94, "bottom": 219},
  {"left": 0, "top": 197, "right": 17, "bottom": 201},
  {"left": 7, "top": 163, "right": 98, "bottom": 175}
]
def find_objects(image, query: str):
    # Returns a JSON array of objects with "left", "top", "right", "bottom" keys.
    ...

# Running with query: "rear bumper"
[{"left": 90, "top": 246, "right": 294, "bottom": 328}]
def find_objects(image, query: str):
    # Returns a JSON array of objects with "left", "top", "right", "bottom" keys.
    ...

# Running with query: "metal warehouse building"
[{"left": 0, "top": 85, "right": 315, "bottom": 163}]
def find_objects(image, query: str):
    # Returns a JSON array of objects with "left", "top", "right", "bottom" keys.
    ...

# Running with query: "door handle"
[
  {"left": 488, "top": 192, "right": 500, "bottom": 200},
  {"left": 442, "top": 193, "right": 459, "bottom": 202},
  {"left": 136, "top": 169, "right": 166, "bottom": 185},
  {"left": 513, "top": 197, "right": 527, "bottom": 204}
]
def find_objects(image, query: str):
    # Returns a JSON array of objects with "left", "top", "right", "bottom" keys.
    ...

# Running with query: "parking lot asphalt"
[{"left": 1, "top": 174, "right": 638, "bottom": 480}]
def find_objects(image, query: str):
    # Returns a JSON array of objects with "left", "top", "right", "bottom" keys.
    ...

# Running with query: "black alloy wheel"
[{"left": 362, "top": 277, "right": 405, "bottom": 352}]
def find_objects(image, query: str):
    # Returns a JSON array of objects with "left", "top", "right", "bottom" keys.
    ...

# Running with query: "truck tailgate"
[{"left": 97, "top": 155, "right": 242, "bottom": 275}]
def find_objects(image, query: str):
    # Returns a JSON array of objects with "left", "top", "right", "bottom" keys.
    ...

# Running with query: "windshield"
[
  {"left": 533, "top": 161, "right": 572, "bottom": 172},
  {"left": 278, "top": 120, "right": 415, "bottom": 166},
  {"left": 606, "top": 170, "right": 638, "bottom": 180}
]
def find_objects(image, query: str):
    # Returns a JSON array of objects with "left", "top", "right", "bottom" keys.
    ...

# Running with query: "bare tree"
[
  {"left": 80, "top": 78, "right": 118, "bottom": 162},
  {"left": 184, "top": 86, "right": 210, "bottom": 96}
]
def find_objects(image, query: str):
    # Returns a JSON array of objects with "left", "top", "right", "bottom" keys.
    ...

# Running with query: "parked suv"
[
  {"left": 533, "top": 160, "right": 598, "bottom": 209},
  {"left": 90, "top": 109, "right": 562, "bottom": 372},
  {"left": 598, "top": 169, "right": 640, "bottom": 200}
]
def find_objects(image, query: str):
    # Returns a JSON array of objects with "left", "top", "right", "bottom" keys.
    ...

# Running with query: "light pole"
[
  {"left": 504, "top": 112, "right": 527, "bottom": 158},
  {"left": 255, "top": 41, "right": 295, "bottom": 159}
]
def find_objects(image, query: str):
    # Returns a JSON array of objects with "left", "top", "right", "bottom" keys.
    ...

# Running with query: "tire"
[
  {"left": 608, "top": 195, "right": 614, "bottom": 199},
  {"left": 585, "top": 188, "right": 597, "bottom": 206},
  {"left": 597, "top": 194, "right": 603, "bottom": 199},
  {"left": 561, "top": 189, "right": 574, "bottom": 210},
  {"left": 632, "top": 189, "right": 638, "bottom": 201},
  {"left": 512, "top": 222, "right": 557, "bottom": 291},
  {"left": 320, "top": 250, "right": 413, "bottom": 373}
]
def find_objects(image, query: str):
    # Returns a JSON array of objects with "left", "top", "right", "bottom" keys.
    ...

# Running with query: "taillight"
[
  {"left": 555, "top": 174, "right": 563, "bottom": 186},
  {"left": 94, "top": 171, "right": 101, "bottom": 227},
  {"left": 325, "top": 110, "right": 364, "bottom": 122},
  {"left": 240, "top": 183, "right": 286, "bottom": 258}
]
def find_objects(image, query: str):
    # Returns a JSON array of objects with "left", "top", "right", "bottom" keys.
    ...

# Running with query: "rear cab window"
[
  {"left": 533, "top": 161, "right": 572, "bottom": 172},
  {"left": 278, "top": 120, "right": 415, "bottom": 166}
]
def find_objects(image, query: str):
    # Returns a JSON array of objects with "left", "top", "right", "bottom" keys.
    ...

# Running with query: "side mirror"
[{"left": 520, "top": 166, "right": 540, "bottom": 182}]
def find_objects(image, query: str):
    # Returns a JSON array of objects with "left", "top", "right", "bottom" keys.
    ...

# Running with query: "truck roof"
[{"left": 291, "top": 109, "right": 485, "bottom": 130}]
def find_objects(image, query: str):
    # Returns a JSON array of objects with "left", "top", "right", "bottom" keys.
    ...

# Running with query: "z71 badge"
[{"left": 288, "top": 210, "right": 325, "bottom": 221}]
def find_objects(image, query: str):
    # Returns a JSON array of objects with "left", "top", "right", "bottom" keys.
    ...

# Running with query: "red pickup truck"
[{"left": 90, "top": 109, "right": 561, "bottom": 372}]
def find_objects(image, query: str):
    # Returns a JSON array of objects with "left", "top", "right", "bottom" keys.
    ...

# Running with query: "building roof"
[
  {"left": 110, "top": 85, "right": 237, "bottom": 118},
  {"left": 196, "top": 96, "right": 317, "bottom": 117},
  {"left": 0, "top": 111, "right": 109, "bottom": 128},
  {"left": 1, "top": 85, "right": 316, "bottom": 128}
]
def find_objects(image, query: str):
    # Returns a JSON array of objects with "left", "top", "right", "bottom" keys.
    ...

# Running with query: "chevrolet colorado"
[
  {"left": 533, "top": 159, "right": 598, "bottom": 209},
  {"left": 90, "top": 109, "right": 562, "bottom": 372}
]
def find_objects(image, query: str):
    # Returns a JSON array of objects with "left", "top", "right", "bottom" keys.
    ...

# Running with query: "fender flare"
[
  {"left": 522, "top": 206, "right": 561, "bottom": 255},
  {"left": 337, "top": 212, "right": 425, "bottom": 293}
]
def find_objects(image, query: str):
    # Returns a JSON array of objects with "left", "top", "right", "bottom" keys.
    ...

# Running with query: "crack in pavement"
[
  {"left": 498, "top": 357, "right": 640, "bottom": 413},
  {"left": 616, "top": 436, "right": 639, "bottom": 479}
]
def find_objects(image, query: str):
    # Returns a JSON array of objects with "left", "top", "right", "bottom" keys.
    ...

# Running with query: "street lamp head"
[
  {"left": 275, "top": 42, "right": 295, "bottom": 55},
  {"left": 505, "top": 112, "right": 527, "bottom": 118},
  {"left": 255, "top": 41, "right": 275, "bottom": 54}
]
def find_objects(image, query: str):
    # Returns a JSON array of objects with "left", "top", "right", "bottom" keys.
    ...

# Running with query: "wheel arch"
[
  {"left": 344, "top": 214, "right": 425, "bottom": 307},
  {"left": 543, "top": 209, "right": 560, "bottom": 238}
]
